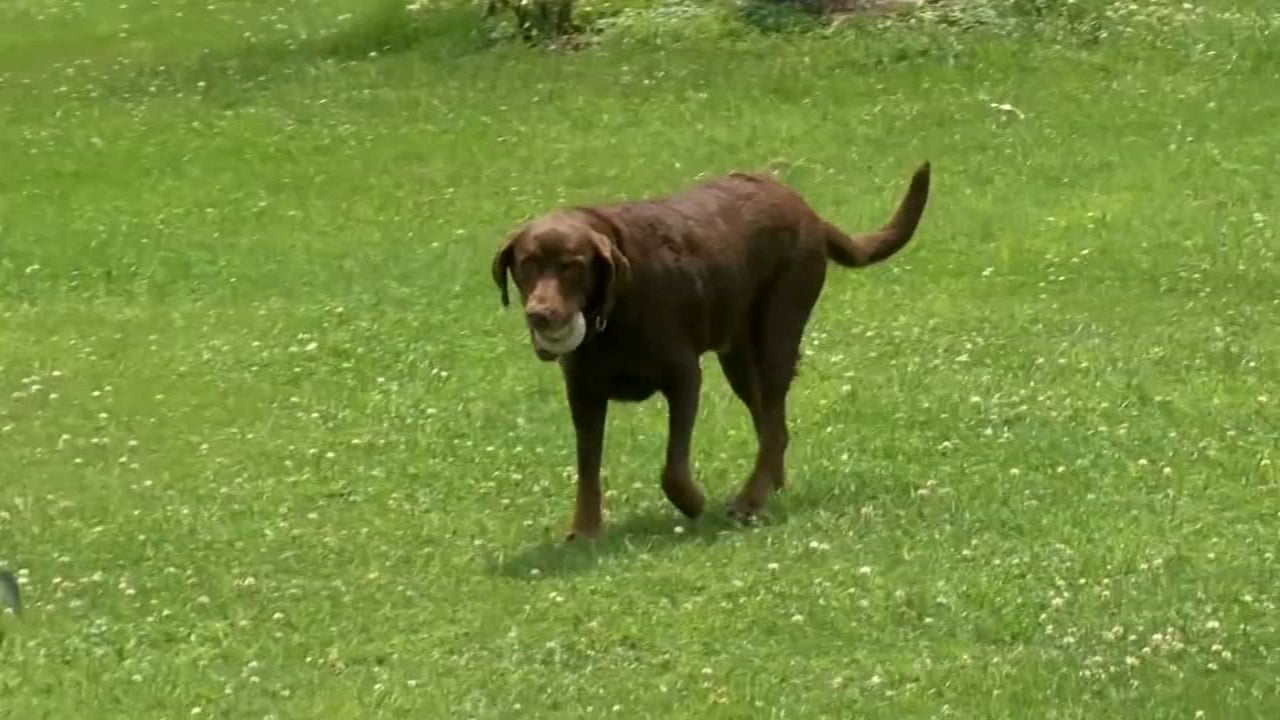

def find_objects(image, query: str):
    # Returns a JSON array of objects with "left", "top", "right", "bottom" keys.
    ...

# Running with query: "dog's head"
[{"left": 491, "top": 211, "right": 630, "bottom": 362}]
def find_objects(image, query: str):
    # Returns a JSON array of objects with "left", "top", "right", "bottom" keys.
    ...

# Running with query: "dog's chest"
[
  {"left": 602, "top": 369, "right": 662, "bottom": 402},
  {"left": 570, "top": 338, "right": 668, "bottom": 403},
  {"left": 600, "top": 347, "right": 666, "bottom": 402}
]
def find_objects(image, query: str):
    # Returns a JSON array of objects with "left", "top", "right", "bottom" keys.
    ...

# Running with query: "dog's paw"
[
  {"left": 564, "top": 526, "right": 602, "bottom": 542},
  {"left": 725, "top": 496, "right": 765, "bottom": 525}
]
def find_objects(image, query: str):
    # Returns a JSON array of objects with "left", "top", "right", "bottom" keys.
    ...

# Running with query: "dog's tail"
[{"left": 824, "top": 161, "right": 931, "bottom": 268}]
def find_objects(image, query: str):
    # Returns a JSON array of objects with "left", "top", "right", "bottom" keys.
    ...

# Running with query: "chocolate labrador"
[{"left": 492, "top": 161, "right": 931, "bottom": 539}]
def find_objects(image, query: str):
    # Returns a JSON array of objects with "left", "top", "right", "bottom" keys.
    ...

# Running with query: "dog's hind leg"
[
  {"left": 717, "top": 343, "right": 774, "bottom": 519},
  {"left": 724, "top": 252, "right": 826, "bottom": 520}
]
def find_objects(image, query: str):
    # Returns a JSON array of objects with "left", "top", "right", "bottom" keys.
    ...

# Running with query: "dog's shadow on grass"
[{"left": 488, "top": 496, "right": 811, "bottom": 580}]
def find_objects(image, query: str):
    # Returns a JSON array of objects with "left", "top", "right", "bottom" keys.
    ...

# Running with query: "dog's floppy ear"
[
  {"left": 491, "top": 228, "right": 522, "bottom": 307},
  {"left": 587, "top": 229, "right": 630, "bottom": 325}
]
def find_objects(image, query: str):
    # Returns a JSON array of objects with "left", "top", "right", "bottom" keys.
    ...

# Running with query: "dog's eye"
[
  {"left": 559, "top": 259, "right": 583, "bottom": 275},
  {"left": 516, "top": 254, "right": 542, "bottom": 273}
]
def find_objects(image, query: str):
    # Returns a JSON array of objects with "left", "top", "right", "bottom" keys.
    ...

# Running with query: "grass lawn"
[{"left": 1, "top": 0, "right": 1278, "bottom": 716}]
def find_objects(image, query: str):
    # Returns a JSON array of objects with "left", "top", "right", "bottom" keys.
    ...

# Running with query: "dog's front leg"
[
  {"left": 660, "top": 360, "right": 706, "bottom": 520},
  {"left": 565, "top": 379, "right": 607, "bottom": 541}
]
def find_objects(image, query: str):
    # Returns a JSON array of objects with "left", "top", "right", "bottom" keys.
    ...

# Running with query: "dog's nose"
[{"left": 525, "top": 307, "right": 555, "bottom": 331}]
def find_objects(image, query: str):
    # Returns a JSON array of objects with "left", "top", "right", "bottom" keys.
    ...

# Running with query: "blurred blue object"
[{"left": 0, "top": 570, "right": 19, "bottom": 615}]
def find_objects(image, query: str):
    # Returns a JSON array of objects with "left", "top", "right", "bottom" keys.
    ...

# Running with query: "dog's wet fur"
[{"left": 492, "top": 162, "right": 931, "bottom": 539}]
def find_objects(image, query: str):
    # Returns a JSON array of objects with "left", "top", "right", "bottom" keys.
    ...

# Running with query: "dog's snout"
[{"left": 525, "top": 306, "right": 557, "bottom": 331}]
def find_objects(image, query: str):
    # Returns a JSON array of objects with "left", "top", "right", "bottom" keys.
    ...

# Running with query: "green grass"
[{"left": 2, "top": 0, "right": 1279, "bottom": 717}]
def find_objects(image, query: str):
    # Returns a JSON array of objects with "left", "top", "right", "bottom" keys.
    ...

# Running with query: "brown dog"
[{"left": 492, "top": 161, "right": 931, "bottom": 540}]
